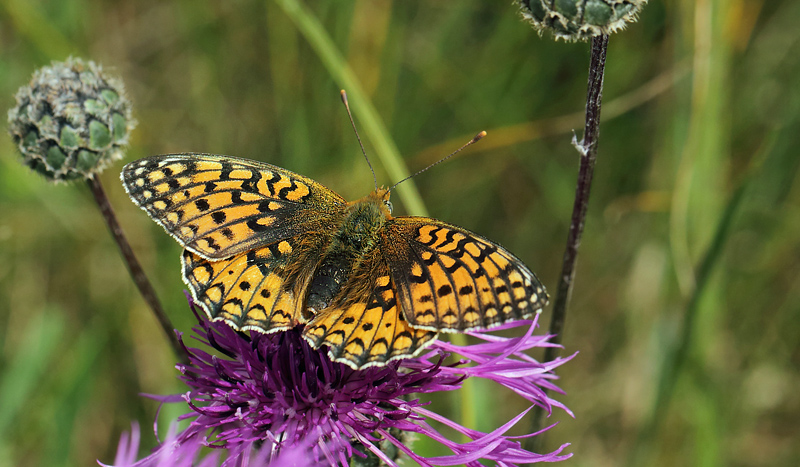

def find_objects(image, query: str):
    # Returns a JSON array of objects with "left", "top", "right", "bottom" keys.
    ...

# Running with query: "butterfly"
[{"left": 121, "top": 153, "right": 548, "bottom": 369}]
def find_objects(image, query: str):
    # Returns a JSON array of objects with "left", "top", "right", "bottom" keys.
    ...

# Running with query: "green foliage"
[{"left": 0, "top": 0, "right": 798, "bottom": 466}]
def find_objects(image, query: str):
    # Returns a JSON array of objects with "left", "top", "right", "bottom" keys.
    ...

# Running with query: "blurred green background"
[{"left": 1, "top": 0, "right": 798, "bottom": 466}]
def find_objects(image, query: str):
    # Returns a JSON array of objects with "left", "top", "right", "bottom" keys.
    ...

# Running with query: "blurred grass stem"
[
  {"left": 86, "top": 174, "right": 187, "bottom": 364},
  {"left": 274, "top": 0, "right": 428, "bottom": 217},
  {"left": 410, "top": 61, "right": 690, "bottom": 166},
  {"left": 528, "top": 34, "right": 609, "bottom": 452}
]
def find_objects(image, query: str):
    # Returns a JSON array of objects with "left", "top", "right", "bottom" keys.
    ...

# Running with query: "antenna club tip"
[
  {"left": 473, "top": 131, "right": 487, "bottom": 142},
  {"left": 340, "top": 90, "right": 348, "bottom": 102}
]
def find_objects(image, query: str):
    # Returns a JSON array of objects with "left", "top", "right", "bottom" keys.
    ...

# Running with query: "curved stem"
[{"left": 86, "top": 174, "right": 188, "bottom": 364}]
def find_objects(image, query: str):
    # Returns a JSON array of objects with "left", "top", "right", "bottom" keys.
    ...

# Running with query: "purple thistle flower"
[
  {"left": 101, "top": 422, "right": 322, "bottom": 467},
  {"left": 104, "top": 300, "right": 574, "bottom": 466}
]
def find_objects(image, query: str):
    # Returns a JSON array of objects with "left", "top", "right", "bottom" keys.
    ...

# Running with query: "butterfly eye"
[{"left": 383, "top": 199, "right": 393, "bottom": 214}]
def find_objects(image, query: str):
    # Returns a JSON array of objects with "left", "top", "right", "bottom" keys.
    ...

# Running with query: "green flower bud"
[
  {"left": 7, "top": 58, "right": 136, "bottom": 182},
  {"left": 517, "top": 0, "right": 648, "bottom": 41}
]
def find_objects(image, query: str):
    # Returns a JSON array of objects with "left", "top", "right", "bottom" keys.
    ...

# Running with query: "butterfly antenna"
[
  {"left": 340, "top": 90, "right": 378, "bottom": 191},
  {"left": 389, "top": 131, "right": 487, "bottom": 192}
]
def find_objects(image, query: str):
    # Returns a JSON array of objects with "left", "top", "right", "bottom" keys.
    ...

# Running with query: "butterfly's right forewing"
[
  {"left": 121, "top": 154, "right": 346, "bottom": 260},
  {"left": 382, "top": 218, "right": 548, "bottom": 332}
]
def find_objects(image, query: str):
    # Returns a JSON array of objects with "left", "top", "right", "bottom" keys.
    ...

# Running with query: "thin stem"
[
  {"left": 549, "top": 34, "right": 608, "bottom": 353},
  {"left": 527, "top": 34, "right": 609, "bottom": 452},
  {"left": 86, "top": 174, "right": 188, "bottom": 364}
]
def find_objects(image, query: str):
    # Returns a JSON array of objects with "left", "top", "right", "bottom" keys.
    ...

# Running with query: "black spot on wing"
[
  {"left": 195, "top": 199, "right": 210, "bottom": 211},
  {"left": 409, "top": 271, "right": 427, "bottom": 284},
  {"left": 202, "top": 236, "right": 221, "bottom": 251},
  {"left": 241, "top": 172, "right": 261, "bottom": 194},
  {"left": 211, "top": 211, "right": 227, "bottom": 224},
  {"left": 422, "top": 255, "right": 437, "bottom": 266},
  {"left": 231, "top": 191, "right": 248, "bottom": 205},
  {"left": 257, "top": 201, "right": 274, "bottom": 213},
  {"left": 247, "top": 219, "right": 269, "bottom": 232}
]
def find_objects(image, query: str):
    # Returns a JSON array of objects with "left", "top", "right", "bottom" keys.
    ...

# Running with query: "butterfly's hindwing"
[
  {"left": 182, "top": 241, "right": 303, "bottom": 332},
  {"left": 121, "top": 154, "right": 346, "bottom": 259},
  {"left": 302, "top": 255, "right": 438, "bottom": 369},
  {"left": 384, "top": 219, "right": 548, "bottom": 331}
]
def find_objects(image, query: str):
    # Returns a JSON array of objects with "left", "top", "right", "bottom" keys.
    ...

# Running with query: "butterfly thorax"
[{"left": 305, "top": 189, "right": 392, "bottom": 314}]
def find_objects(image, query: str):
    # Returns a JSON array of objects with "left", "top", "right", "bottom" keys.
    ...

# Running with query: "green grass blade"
[
  {"left": 2, "top": 0, "right": 75, "bottom": 58},
  {"left": 0, "top": 309, "right": 65, "bottom": 436},
  {"left": 272, "top": 0, "right": 428, "bottom": 216}
]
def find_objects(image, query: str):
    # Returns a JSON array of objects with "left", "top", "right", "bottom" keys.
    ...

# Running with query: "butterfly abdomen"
[{"left": 307, "top": 254, "right": 349, "bottom": 312}]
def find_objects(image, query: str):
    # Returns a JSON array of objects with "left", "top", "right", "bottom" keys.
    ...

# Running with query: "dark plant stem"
[
  {"left": 87, "top": 174, "right": 188, "bottom": 364},
  {"left": 527, "top": 34, "right": 609, "bottom": 452}
]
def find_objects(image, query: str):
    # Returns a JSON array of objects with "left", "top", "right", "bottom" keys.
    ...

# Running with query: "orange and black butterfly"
[{"left": 121, "top": 153, "right": 548, "bottom": 369}]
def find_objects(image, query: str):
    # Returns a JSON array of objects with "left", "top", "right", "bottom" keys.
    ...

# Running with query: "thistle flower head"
[
  {"left": 103, "top": 422, "right": 326, "bottom": 467},
  {"left": 7, "top": 58, "right": 135, "bottom": 182},
  {"left": 105, "top": 300, "right": 574, "bottom": 466},
  {"left": 516, "top": 0, "right": 648, "bottom": 41}
]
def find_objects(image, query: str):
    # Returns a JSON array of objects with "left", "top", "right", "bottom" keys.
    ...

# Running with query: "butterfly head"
[
  {"left": 377, "top": 187, "right": 393, "bottom": 216},
  {"left": 346, "top": 187, "right": 393, "bottom": 220}
]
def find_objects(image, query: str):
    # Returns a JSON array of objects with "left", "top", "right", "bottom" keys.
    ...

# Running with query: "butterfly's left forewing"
[
  {"left": 122, "top": 154, "right": 346, "bottom": 260},
  {"left": 382, "top": 218, "right": 548, "bottom": 332}
]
